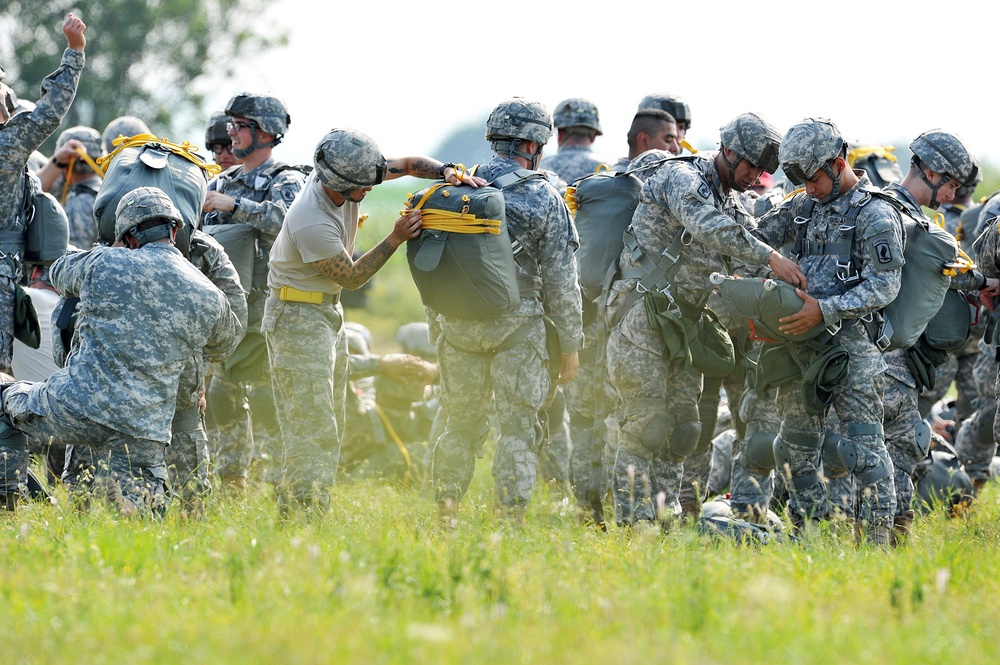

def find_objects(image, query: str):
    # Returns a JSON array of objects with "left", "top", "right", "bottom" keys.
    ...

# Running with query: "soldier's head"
[
  {"left": 552, "top": 97, "right": 602, "bottom": 145},
  {"left": 718, "top": 112, "right": 782, "bottom": 193},
  {"left": 101, "top": 115, "right": 151, "bottom": 154},
  {"left": 56, "top": 125, "right": 104, "bottom": 175},
  {"left": 486, "top": 97, "right": 553, "bottom": 170},
  {"left": 205, "top": 111, "right": 238, "bottom": 171},
  {"left": 114, "top": 186, "right": 184, "bottom": 249},
  {"left": 344, "top": 322, "right": 373, "bottom": 356},
  {"left": 313, "top": 128, "right": 386, "bottom": 203},
  {"left": 224, "top": 92, "right": 290, "bottom": 159},
  {"left": 779, "top": 118, "right": 849, "bottom": 205},
  {"left": 627, "top": 109, "right": 680, "bottom": 158},
  {"left": 846, "top": 144, "right": 903, "bottom": 189},
  {"left": 908, "top": 129, "right": 979, "bottom": 210},
  {"left": 395, "top": 321, "right": 436, "bottom": 361},
  {"left": 637, "top": 92, "right": 691, "bottom": 138}
]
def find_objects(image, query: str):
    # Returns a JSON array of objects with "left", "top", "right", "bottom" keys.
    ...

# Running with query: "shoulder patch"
[
  {"left": 873, "top": 239, "right": 892, "bottom": 264},
  {"left": 695, "top": 181, "right": 713, "bottom": 203}
]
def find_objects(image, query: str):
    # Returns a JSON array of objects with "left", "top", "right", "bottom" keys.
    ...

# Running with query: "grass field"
[{"left": 6, "top": 174, "right": 1000, "bottom": 663}]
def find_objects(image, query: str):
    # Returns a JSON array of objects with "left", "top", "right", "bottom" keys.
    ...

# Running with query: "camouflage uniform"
[
  {"left": 431, "top": 154, "right": 583, "bottom": 508},
  {"left": 204, "top": 156, "right": 304, "bottom": 482},
  {"left": 2, "top": 235, "right": 240, "bottom": 511},
  {"left": 756, "top": 174, "right": 903, "bottom": 527},
  {"left": 166, "top": 230, "right": 248, "bottom": 503},
  {"left": 954, "top": 344, "right": 998, "bottom": 483},
  {"left": 61, "top": 174, "right": 101, "bottom": 248},
  {"left": 0, "top": 46, "right": 84, "bottom": 370},
  {"left": 605, "top": 153, "right": 775, "bottom": 525},
  {"left": 539, "top": 145, "right": 606, "bottom": 186}
]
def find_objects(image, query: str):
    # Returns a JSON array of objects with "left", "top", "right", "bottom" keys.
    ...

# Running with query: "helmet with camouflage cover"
[
  {"left": 102, "top": 115, "right": 151, "bottom": 153},
  {"left": 486, "top": 97, "right": 553, "bottom": 169},
  {"left": 909, "top": 129, "right": 980, "bottom": 210},
  {"left": 344, "top": 321, "right": 373, "bottom": 356},
  {"left": 56, "top": 126, "right": 104, "bottom": 174},
  {"left": 552, "top": 97, "right": 602, "bottom": 135},
  {"left": 205, "top": 111, "right": 231, "bottom": 146},
  {"left": 224, "top": 92, "right": 290, "bottom": 157},
  {"left": 637, "top": 92, "right": 692, "bottom": 131},
  {"left": 114, "top": 186, "right": 184, "bottom": 246},
  {"left": 779, "top": 118, "right": 846, "bottom": 204},
  {"left": 395, "top": 321, "right": 436, "bottom": 360},
  {"left": 313, "top": 128, "right": 387, "bottom": 194},
  {"left": 956, "top": 164, "right": 983, "bottom": 200},
  {"left": 719, "top": 112, "right": 782, "bottom": 192}
]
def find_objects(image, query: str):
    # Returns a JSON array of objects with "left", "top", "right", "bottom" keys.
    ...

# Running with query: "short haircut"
[{"left": 627, "top": 109, "right": 676, "bottom": 147}]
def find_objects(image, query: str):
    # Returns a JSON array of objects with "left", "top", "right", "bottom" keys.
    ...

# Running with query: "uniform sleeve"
[
  {"left": 667, "top": 170, "right": 773, "bottom": 267},
  {"left": 49, "top": 246, "right": 104, "bottom": 297},
  {"left": 203, "top": 291, "right": 243, "bottom": 363},
  {"left": 535, "top": 187, "right": 584, "bottom": 354},
  {"left": 231, "top": 168, "right": 305, "bottom": 240},
  {"left": 196, "top": 233, "right": 249, "bottom": 340}
]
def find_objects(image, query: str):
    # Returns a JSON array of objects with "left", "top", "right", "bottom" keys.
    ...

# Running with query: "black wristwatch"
[
  {"left": 438, "top": 162, "right": 456, "bottom": 179},
  {"left": 232, "top": 196, "right": 242, "bottom": 213}
]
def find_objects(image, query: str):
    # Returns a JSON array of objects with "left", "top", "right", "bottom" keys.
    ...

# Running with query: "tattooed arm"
[
  {"left": 385, "top": 156, "right": 486, "bottom": 187},
  {"left": 310, "top": 209, "right": 423, "bottom": 290}
]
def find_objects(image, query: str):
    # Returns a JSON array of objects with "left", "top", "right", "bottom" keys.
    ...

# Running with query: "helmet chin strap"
[
  {"left": 816, "top": 162, "right": 841, "bottom": 205},
  {"left": 721, "top": 148, "right": 746, "bottom": 193},
  {"left": 493, "top": 139, "right": 542, "bottom": 169},
  {"left": 916, "top": 167, "right": 947, "bottom": 210},
  {"left": 233, "top": 131, "right": 280, "bottom": 159}
]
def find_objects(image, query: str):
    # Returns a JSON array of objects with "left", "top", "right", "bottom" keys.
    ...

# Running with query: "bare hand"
[
  {"left": 778, "top": 288, "right": 824, "bottom": 336},
  {"left": 203, "top": 190, "right": 236, "bottom": 213},
  {"left": 980, "top": 277, "right": 1000, "bottom": 300},
  {"left": 769, "top": 250, "right": 807, "bottom": 290},
  {"left": 55, "top": 139, "right": 85, "bottom": 163},
  {"left": 63, "top": 13, "right": 87, "bottom": 52},
  {"left": 389, "top": 209, "right": 422, "bottom": 246},
  {"left": 557, "top": 351, "right": 579, "bottom": 385},
  {"left": 444, "top": 166, "right": 487, "bottom": 189}
]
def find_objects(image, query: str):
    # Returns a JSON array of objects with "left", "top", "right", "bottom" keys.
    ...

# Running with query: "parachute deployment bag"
[
  {"left": 567, "top": 170, "right": 643, "bottom": 297},
  {"left": 921, "top": 289, "right": 974, "bottom": 353},
  {"left": 203, "top": 224, "right": 256, "bottom": 293},
  {"left": 94, "top": 136, "right": 214, "bottom": 244},
  {"left": 24, "top": 190, "right": 69, "bottom": 264}
]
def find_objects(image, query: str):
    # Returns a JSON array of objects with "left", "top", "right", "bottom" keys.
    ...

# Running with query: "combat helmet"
[
  {"left": 395, "top": 321, "right": 436, "bottom": 360},
  {"left": 779, "top": 118, "right": 846, "bottom": 204},
  {"left": 486, "top": 97, "right": 553, "bottom": 169},
  {"left": 313, "top": 128, "right": 386, "bottom": 194},
  {"left": 552, "top": 97, "right": 602, "bottom": 135},
  {"left": 204, "top": 111, "right": 231, "bottom": 147},
  {"left": 114, "top": 186, "right": 184, "bottom": 247},
  {"left": 56, "top": 125, "right": 104, "bottom": 174},
  {"left": 909, "top": 129, "right": 980, "bottom": 209},
  {"left": 101, "top": 115, "right": 151, "bottom": 153},
  {"left": 224, "top": 92, "right": 291, "bottom": 157},
  {"left": 637, "top": 92, "right": 692, "bottom": 131},
  {"left": 718, "top": 112, "right": 782, "bottom": 192}
]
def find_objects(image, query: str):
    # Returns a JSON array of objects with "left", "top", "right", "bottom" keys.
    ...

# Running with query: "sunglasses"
[
  {"left": 209, "top": 143, "right": 233, "bottom": 156},
  {"left": 226, "top": 121, "right": 256, "bottom": 133}
]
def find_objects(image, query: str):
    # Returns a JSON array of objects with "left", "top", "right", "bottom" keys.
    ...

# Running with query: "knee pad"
[
  {"left": 822, "top": 431, "right": 846, "bottom": 474},
  {"left": 621, "top": 399, "right": 670, "bottom": 457},
  {"left": 773, "top": 427, "right": 824, "bottom": 489},
  {"left": 498, "top": 415, "right": 543, "bottom": 455},
  {"left": 839, "top": 422, "right": 889, "bottom": 484},
  {"left": 977, "top": 406, "right": 997, "bottom": 446},
  {"left": 741, "top": 423, "right": 777, "bottom": 471},
  {"left": 668, "top": 419, "right": 702, "bottom": 459},
  {"left": 444, "top": 416, "right": 491, "bottom": 458}
]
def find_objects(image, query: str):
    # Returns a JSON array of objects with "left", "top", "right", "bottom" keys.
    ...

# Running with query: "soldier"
[
  {"left": 265, "top": 127, "right": 475, "bottom": 512},
  {"left": 202, "top": 92, "right": 305, "bottom": 489},
  {"left": 101, "top": 115, "right": 151, "bottom": 154},
  {"left": 604, "top": 112, "right": 800, "bottom": 527},
  {"left": 0, "top": 13, "right": 86, "bottom": 376},
  {"left": 0, "top": 187, "right": 241, "bottom": 513},
  {"left": 431, "top": 98, "right": 583, "bottom": 525},
  {"left": 878, "top": 130, "right": 994, "bottom": 540},
  {"left": 610, "top": 109, "right": 682, "bottom": 172},
  {"left": 539, "top": 97, "right": 607, "bottom": 185},
  {"left": 755, "top": 118, "right": 905, "bottom": 544},
  {"left": 204, "top": 111, "right": 239, "bottom": 172},
  {"left": 34, "top": 125, "right": 104, "bottom": 248},
  {"left": 637, "top": 92, "right": 692, "bottom": 143}
]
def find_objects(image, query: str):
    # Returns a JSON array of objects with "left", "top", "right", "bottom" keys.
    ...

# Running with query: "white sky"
[{"left": 204, "top": 0, "right": 997, "bottom": 168}]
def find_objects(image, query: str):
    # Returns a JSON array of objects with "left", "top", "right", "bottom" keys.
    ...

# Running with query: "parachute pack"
[
  {"left": 94, "top": 134, "right": 218, "bottom": 251},
  {"left": 405, "top": 166, "right": 543, "bottom": 319},
  {"left": 712, "top": 273, "right": 825, "bottom": 343},
  {"left": 0, "top": 173, "right": 69, "bottom": 266}
]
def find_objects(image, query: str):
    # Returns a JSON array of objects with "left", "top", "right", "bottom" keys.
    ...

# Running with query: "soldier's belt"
[{"left": 270, "top": 286, "right": 340, "bottom": 305}]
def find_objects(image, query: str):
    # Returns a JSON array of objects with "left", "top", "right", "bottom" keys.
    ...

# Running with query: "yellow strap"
[
  {"left": 73, "top": 145, "right": 103, "bottom": 175},
  {"left": 783, "top": 186, "right": 806, "bottom": 201},
  {"left": 679, "top": 139, "right": 699, "bottom": 154},
  {"left": 98, "top": 133, "right": 222, "bottom": 177},
  {"left": 564, "top": 186, "right": 578, "bottom": 215},
  {"left": 932, "top": 211, "right": 946, "bottom": 229},
  {"left": 372, "top": 403, "right": 412, "bottom": 487},
  {"left": 404, "top": 166, "right": 502, "bottom": 235},
  {"left": 595, "top": 163, "right": 611, "bottom": 174},
  {"left": 847, "top": 145, "right": 898, "bottom": 167},
  {"left": 943, "top": 246, "right": 976, "bottom": 277}
]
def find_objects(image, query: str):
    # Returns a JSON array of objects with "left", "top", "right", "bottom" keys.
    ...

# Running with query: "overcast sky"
[{"left": 204, "top": 0, "right": 996, "bottom": 169}]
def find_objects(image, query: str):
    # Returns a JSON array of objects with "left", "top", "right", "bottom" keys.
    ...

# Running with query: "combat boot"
[{"left": 890, "top": 510, "right": 916, "bottom": 547}]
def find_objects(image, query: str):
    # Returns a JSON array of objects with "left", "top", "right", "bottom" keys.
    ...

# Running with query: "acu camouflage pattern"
[
  {"left": 114, "top": 185, "right": 184, "bottom": 240},
  {"left": 0, "top": 47, "right": 84, "bottom": 370},
  {"left": 430, "top": 154, "right": 583, "bottom": 508},
  {"left": 101, "top": 115, "right": 150, "bottom": 154},
  {"left": 486, "top": 98, "right": 553, "bottom": 145},
  {"left": 778, "top": 118, "right": 844, "bottom": 184},
  {"left": 225, "top": 92, "right": 290, "bottom": 137},
  {"left": 58, "top": 173, "right": 101, "bottom": 248},
  {"left": 909, "top": 129, "right": 978, "bottom": 184},
  {"left": 605, "top": 153, "right": 774, "bottom": 524},
  {"left": 551, "top": 98, "right": 602, "bottom": 134},
  {"left": 539, "top": 145, "right": 606, "bottom": 186},
  {"left": 755, "top": 175, "right": 904, "bottom": 526},
  {"left": 637, "top": 92, "right": 691, "bottom": 129},
  {"left": 55, "top": 125, "right": 103, "bottom": 174},
  {"left": 313, "top": 128, "right": 384, "bottom": 192},
  {"left": 719, "top": 112, "right": 782, "bottom": 173}
]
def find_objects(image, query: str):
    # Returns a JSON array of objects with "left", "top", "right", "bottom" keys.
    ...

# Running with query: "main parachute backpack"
[{"left": 405, "top": 169, "right": 520, "bottom": 319}]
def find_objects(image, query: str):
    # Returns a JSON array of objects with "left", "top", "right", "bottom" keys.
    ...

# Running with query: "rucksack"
[
  {"left": 94, "top": 137, "right": 214, "bottom": 252},
  {"left": 920, "top": 289, "right": 975, "bottom": 353},
  {"left": 405, "top": 166, "right": 542, "bottom": 319},
  {"left": 713, "top": 273, "right": 825, "bottom": 343},
  {"left": 0, "top": 172, "right": 69, "bottom": 265}
]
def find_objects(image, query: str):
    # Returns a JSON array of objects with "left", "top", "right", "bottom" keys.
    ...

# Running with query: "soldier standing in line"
[
  {"left": 540, "top": 98, "right": 607, "bottom": 185},
  {"left": 35, "top": 125, "right": 104, "bottom": 249}
]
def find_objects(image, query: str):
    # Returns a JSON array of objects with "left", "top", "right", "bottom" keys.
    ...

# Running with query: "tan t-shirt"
[{"left": 267, "top": 171, "right": 360, "bottom": 294}]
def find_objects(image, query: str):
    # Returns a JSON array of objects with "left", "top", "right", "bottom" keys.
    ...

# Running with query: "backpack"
[
  {"left": 920, "top": 289, "right": 975, "bottom": 353},
  {"left": 94, "top": 138, "right": 213, "bottom": 252},
  {"left": 0, "top": 173, "right": 69, "bottom": 266},
  {"left": 713, "top": 273, "right": 826, "bottom": 343},
  {"left": 405, "top": 166, "right": 542, "bottom": 319}
]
